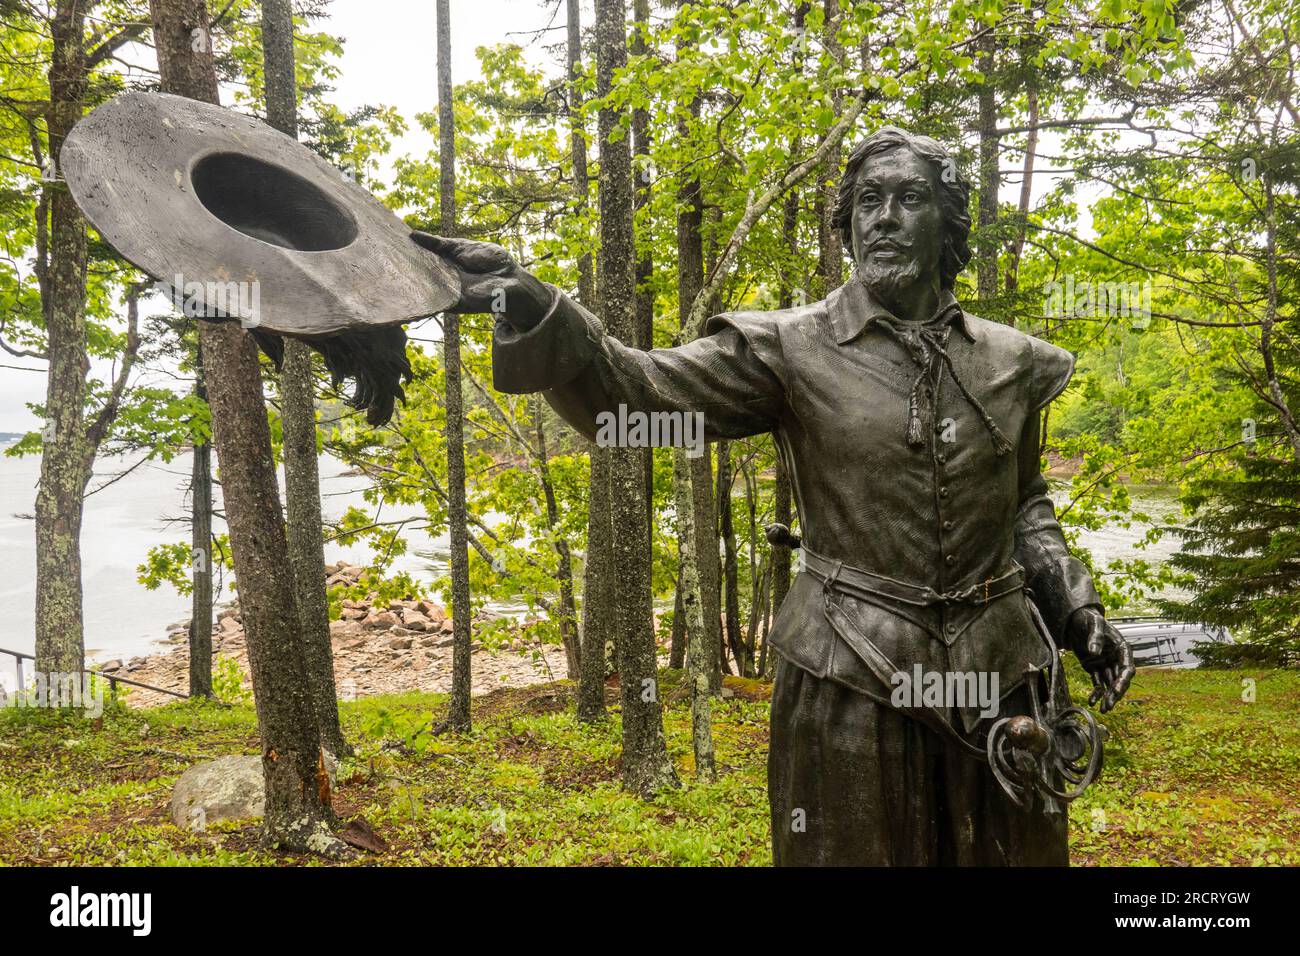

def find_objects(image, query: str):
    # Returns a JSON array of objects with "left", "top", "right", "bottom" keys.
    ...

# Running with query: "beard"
[{"left": 858, "top": 255, "right": 924, "bottom": 306}]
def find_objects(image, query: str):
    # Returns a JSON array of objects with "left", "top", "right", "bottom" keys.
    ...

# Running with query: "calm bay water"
[
  {"left": 0, "top": 443, "right": 1184, "bottom": 678},
  {"left": 0, "top": 446, "right": 440, "bottom": 675}
]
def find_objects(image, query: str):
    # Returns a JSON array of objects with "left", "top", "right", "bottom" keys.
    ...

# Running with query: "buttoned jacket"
[{"left": 492, "top": 274, "right": 1103, "bottom": 730}]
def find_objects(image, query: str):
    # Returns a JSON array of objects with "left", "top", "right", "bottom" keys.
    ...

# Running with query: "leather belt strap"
[
  {"left": 798, "top": 544, "right": 1028, "bottom": 759},
  {"left": 799, "top": 545, "right": 1025, "bottom": 609}
]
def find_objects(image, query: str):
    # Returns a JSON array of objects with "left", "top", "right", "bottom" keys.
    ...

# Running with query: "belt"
[
  {"left": 794, "top": 543, "right": 1028, "bottom": 759},
  {"left": 768, "top": 529, "right": 1102, "bottom": 810},
  {"left": 798, "top": 545, "right": 1025, "bottom": 612}
]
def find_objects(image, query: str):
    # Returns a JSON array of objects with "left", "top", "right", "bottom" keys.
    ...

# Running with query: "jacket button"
[
  {"left": 939, "top": 486, "right": 949, "bottom": 498},
  {"left": 945, "top": 554, "right": 956, "bottom": 565},
  {"left": 943, "top": 520, "right": 954, "bottom": 531},
  {"left": 946, "top": 623, "right": 957, "bottom": 635},
  {"left": 936, "top": 454, "right": 946, "bottom": 464}
]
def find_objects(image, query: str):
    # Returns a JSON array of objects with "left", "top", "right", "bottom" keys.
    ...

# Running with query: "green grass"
[{"left": 0, "top": 665, "right": 1296, "bottom": 866}]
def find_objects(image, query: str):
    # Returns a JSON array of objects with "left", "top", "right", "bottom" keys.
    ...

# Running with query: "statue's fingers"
[
  {"left": 1088, "top": 670, "right": 1105, "bottom": 706},
  {"left": 1112, "top": 645, "right": 1136, "bottom": 702},
  {"left": 1087, "top": 617, "right": 1105, "bottom": 659},
  {"left": 411, "top": 230, "right": 473, "bottom": 263},
  {"left": 1099, "top": 666, "right": 1118, "bottom": 712}
]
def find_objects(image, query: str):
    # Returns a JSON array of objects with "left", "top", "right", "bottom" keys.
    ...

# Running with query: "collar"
[{"left": 827, "top": 271, "right": 975, "bottom": 345}]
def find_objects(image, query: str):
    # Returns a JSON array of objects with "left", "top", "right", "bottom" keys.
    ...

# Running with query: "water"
[
  {"left": 1052, "top": 483, "right": 1188, "bottom": 615},
  {"left": 0, "top": 446, "right": 444, "bottom": 679},
  {"left": 0, "top": 443, "right": 1189, "bottom": 678}
]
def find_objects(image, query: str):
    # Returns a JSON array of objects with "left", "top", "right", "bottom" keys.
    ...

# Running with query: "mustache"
[{"left": 864, "top": 236, "right": 913, "bottom": 252}]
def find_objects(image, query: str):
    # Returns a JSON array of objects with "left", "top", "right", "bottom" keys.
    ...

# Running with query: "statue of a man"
[{"left": 414, "top": 126, "right": 1134, "bottom": 865}]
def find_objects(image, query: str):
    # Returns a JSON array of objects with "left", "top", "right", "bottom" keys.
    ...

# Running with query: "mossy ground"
[{"left": 0, "top": 664, "right": 1296, "bottom": 865}]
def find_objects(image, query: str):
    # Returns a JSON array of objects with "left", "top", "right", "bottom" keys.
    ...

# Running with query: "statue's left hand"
[{"left": 1064, "top": 607, "right": 1135, "bottom": 713}]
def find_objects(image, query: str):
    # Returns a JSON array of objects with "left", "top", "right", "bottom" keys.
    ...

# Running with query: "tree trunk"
[
  {"left": 261, "top": 0, "right": 348, "bottom": 756},
  {"left": 570, "top": 0, "right": 609, "bottom": 722},
  {"left": 632, "top": 0, "right": 654, "bottom": 537},
  {"left": 673, "top": 74, "right": 722, "bottom": 693},
  {"left": 976, "top": 34, "right": 999, "bottom": 301},
  {"left": 668, "top": 567, "right": 686, "bottom": 669},
  {"left": 672, "top": 447, "right": 714, "bottom": 779},
  {"left": 717, "top": 440, "right": 743, "bottom": 676},
  {"left": 533, "top": 398, "right": 580, "bottom": 677},
  {"left": 1006, "top": 80, "right": 1037, "bottom": 296},
  {"left": 566, "top": 0, "right": 595, "bottom": 309},
  {"left": 149, "top": 0, "right": 344, "bottom": 857},
  {"left": 814, "top": 0, "right": 845, "bottom": 298},
  {"left": 577, "top": 442, "right": 612, "bottom": 719},
  {"left": 436, "top": 0, "right": 473, "bottom": 733},
  {"left": 596, "top": 0, "right": 677, "bottom": 797},
  {"left": 771, "top": 458, "right": 792, "bottom": 615},
  {"left": 34, "top": 0, "right": 92, "bottom": 678},
  {"left": 189, "top": 336, "right": 213, "bottom": 698}
]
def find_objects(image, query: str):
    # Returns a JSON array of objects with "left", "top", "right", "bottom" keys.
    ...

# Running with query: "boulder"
[
  {"left": 401, "top": 611, "right": 430, "bottom": 631},
  {"left": 329, "top": 620, "right": 363, "bottom": 641},
  {"left": 170, "top": 755, "right": 264, "bottom": 830},
  {"left": 418, "top": 600, "right": 446, "bottom": 622},
  {"left": 365, "top": 609, "right": 401, "bottom": 630},
  {"left": 385, "top": 635, "right": 413, "bottom": 651},
  {"left": 170, "top": 753, "right": 338, "bottom": 831}
]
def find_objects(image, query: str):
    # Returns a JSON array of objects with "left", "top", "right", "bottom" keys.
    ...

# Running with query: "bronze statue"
[
  {"left": 63, "top": 92, "right": 1133, "bottom": 865},
  {"left": 412, "top": 127, "right": 1134, "bottom": 866}
]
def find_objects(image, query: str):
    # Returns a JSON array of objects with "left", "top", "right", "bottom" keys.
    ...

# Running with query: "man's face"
[{"left": 849, "top": 146, "right": 945, "bottom": 303}]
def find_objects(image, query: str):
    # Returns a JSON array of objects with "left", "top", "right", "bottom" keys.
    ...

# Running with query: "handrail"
[{"left": 0, "top": 645, "right": 189, "bottom": 701}]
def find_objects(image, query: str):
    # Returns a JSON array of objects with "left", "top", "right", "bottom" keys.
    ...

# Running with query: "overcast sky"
[{"left": 0, "top": 0, "right": 584, "bottom": 434}]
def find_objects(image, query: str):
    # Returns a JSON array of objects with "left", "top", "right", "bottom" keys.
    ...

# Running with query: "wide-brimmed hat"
[
  {"left": 61, "top": 92, "right": 462, "bottom": 424},
  {"left": 61, "top": 91, "right": 460, "bottom": 337}
]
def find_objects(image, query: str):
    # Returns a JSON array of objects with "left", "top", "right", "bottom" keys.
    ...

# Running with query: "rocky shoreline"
[{"left": 100, "top": 561, "right": 570, "bottom": 707}]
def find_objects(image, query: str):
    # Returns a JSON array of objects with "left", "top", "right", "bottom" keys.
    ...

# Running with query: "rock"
[
  {"left": 417, "top": 600, "right": 445, "bottom": 621},
  {"left": 439, "top": 618, "right": 454, "bottom": 634},
  {"left": 219, "top": 616, "right": 242, "bottom": 635},
  {"left": 365, "top": 609, "right": 401, "bottom": 630},
  {"left": 385, "top": 636, "right": 413, "bottom": 651},
  {"left": 330, "top": 620, "right": 363, "bottom": 640},
  {"left": 402, "top": 611, "right": 430, "bottom": 631},
  {"left": 217, "top": 606, "right": 239, "bottom": 622},
  {"left": 100, "top": 659, "right": 122, "bottom": 673},
  {"left": 170, "top": 753, "right": 339, "bottom": 831},
  {"left": 170, "top": 755, "right": 265, "bottom": 830}
]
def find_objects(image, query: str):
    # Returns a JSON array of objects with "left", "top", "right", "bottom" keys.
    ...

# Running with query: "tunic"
[{"left": 491, "top": 271, "right": 1104, "bottom": 865}]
